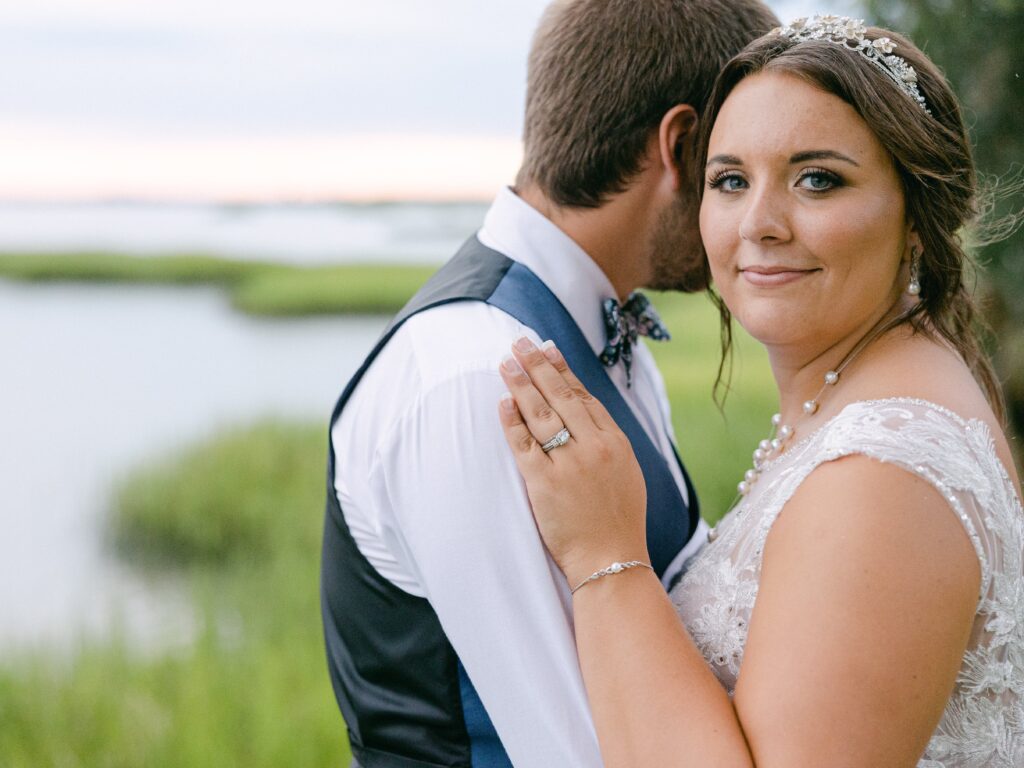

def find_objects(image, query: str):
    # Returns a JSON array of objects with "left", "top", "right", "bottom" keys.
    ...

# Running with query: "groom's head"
[{"left": 516, "top": 0, "right": 778, "bottom": 291}]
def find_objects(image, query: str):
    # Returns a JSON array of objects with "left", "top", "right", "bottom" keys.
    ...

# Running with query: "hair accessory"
[
  {"left": 908, "top": 247, "right": 922, "bottom": 296},
  {"left": 570, "top": 561, "right": 653, "bottom": 594},
  {"left": 772, "top": 15, "right": 931, "bottom": 114}
]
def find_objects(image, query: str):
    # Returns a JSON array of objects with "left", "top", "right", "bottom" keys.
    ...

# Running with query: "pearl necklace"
[
  {"left": 738, "top": 367, "right": 839, "bottom": 496},
  {"left": 708, "top": 312, "right": 905, "bottom": 544}
]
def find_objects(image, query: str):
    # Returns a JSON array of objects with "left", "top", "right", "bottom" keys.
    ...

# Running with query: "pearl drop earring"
[{"left": 908, "top": 247, "right": 922, "bottom": 296}]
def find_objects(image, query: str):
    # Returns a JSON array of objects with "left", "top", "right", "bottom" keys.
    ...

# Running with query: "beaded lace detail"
[{"left": 671, "top": 398, "right": 1024, "bottom": 766}]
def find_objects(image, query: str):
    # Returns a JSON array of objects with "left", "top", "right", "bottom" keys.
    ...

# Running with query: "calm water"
[
  {"left": 0, "top": 279, "right": 387, "bottom": 650},
  {"left": 0, "top": 201, "right": 487, "bottom": 264}
]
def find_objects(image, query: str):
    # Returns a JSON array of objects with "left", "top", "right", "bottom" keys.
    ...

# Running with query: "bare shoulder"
[
  {"left": 849, "top": 328, "right": 991, "bottom": 418},
  {"left": 842, "top": 329, "right": 1020, "bottom": 492},
  {"left": 766, "top": 454, "right": 982, "bottom": 596}
]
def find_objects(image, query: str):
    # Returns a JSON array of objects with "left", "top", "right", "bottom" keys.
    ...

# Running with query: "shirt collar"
[{"left": 476, "top": 187, "right": 617, "bottom": 356}]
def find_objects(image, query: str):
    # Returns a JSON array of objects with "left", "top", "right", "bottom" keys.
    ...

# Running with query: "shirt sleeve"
[{"left": 369, "top": 366, "right": 604, "bottom": 768}]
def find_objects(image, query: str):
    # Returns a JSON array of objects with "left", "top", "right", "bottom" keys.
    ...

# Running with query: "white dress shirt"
[{"left": 332, "top": 187, "right": 707, "bottom": 767}]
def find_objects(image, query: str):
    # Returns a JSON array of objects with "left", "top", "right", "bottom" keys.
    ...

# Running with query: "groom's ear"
[{"left": 658, "top": 104, "right": 699, "bottom": 191}]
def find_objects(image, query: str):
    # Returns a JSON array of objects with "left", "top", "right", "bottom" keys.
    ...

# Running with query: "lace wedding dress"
[{"left": 671, "top": 398, "right": 1024, "bottom": 767}]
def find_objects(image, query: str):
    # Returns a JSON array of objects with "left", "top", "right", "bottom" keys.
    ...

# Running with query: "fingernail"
[
  {"left": 540, "top": 340, "right": 560, "bottom": 362},
  {"left": 514, "top": 336, "right": 536, "bottom": 353},
  {"left": 500, "top": 392, "right": 515, "bottom": 412},
  {"left": 501, "top": 355, "right": 523, "bottom": 374}
]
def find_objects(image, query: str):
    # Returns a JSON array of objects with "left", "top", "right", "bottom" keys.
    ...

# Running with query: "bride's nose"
[{"left": 738, "top": 185, "right": 792, "bottom": 244}]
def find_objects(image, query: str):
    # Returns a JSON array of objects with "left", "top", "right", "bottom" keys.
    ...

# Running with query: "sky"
[{"left": 0, "top": 0, "right": 838, "bottom": 201}]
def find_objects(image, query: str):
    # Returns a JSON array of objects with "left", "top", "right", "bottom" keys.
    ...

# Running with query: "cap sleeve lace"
[{"left": 670, "top": 398, "right": 1024, "bottom": 767}]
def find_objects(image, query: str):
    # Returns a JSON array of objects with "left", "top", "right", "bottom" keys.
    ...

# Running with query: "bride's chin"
[
  {"left": 731, "top": 310, "right": 811, "bottom": 349},
  {"left": 719, "top": 291, "right": 816, "bottom": 345}
]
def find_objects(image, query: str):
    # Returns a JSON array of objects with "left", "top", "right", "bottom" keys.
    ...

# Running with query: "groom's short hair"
[{"left": 517, "top": 0, "right": 778, "bottom": 208}]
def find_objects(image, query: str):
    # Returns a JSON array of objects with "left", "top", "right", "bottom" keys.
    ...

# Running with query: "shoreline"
[{"left": 0, "top": 252, "right": 437, "bottom": 316}]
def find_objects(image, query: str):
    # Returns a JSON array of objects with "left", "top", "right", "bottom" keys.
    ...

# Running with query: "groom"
[{"left": 321, "top": 1, "right": 778, "bottom": 766}]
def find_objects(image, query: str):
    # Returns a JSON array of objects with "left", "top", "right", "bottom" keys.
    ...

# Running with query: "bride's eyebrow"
[
  {"left": 790, "top": 149, "right": 860, "bottom": 166},
  {"left": 706, "top": 154, "right": 743, "bottom": 166}
]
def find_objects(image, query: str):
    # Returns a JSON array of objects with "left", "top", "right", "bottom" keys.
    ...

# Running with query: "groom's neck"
[{"left": 516, "top": 184, "right": 653, "bottom": 302}]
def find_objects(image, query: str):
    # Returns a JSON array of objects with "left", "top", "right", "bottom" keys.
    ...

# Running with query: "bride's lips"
[{"left": 739, "top": 265, "right": 821, "bottom": 287}]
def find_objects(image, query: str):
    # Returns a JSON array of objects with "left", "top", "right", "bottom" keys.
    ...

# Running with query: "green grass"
[
  {"left": 0, "top": 253, "right": 435, "bottom": 317},
  {"left": 645, "top": 291, "right": 774, "bottom": 520},
  {"left": 230, "top": 264, "right": 436, "bottom": 316},
  {"left": 0, "top": 582, "right": 347, "bottom": 768},
  {"left": 0, "top": 421, "right": 351, "bottom": 767},
  {"left": 112, "top": 421, "right": 329, "bottom": 564},
  {"left": 0, "top": 252, "right": 257, "bottom": 285}
]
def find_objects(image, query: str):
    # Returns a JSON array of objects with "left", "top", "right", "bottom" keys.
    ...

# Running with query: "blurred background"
[{"left": 1, "top": 1, "right": 1019, "bottom": 765}]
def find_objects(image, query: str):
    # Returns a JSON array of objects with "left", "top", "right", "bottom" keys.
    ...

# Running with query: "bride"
[{"left": 495, "top": 16, "right": 1023, "bottom": 768}]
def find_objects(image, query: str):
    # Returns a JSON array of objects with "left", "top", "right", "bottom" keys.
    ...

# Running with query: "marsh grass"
[
  {"left": 0, "top": 421, "right": 351, "bottom": 767},
  {"left": 0, "top": 260, "right": 775, "bottom": 765},
  {"left": 0, "top": 252, "right": 257, "bottom": 285},
  {"left": 0, "top": 253, "right": 435, "bottom": 317},
  {"left": 0, "top": 566, "right": 349, "bottom": 768},
  {"left": 230, "top": 264, "right": 436, "bottom": 316},
  {"left": 112, "top": 422, "right": 327, "bottom": 564}
]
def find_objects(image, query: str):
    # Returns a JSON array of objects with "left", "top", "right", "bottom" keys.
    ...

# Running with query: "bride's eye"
[
  {"left": 707, "top": 170, "right": 747, "bottom": 192},
  {"left": 796, "top": 168, "right": 843, "bottom": 192}
]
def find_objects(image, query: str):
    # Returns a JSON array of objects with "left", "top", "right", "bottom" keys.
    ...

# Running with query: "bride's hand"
[{"left": 498, "top": 337, "right": 648, "bottom": 589}]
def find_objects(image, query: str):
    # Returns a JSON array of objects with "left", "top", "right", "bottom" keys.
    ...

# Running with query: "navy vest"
[{"left": 321, "top": 237, "right": 700, "bottom": 767}]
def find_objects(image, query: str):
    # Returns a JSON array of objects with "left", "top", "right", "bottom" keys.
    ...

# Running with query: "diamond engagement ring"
[{"left": 540, "top": 427, "right": 571, "bottom": 453}]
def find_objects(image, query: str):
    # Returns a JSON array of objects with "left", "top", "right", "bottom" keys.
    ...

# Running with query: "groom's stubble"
[{"left": 645, "top": 189, "right": 709, "bottom": 294}]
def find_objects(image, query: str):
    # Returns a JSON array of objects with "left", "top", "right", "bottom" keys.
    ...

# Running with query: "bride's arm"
[
  {"left": 499, "top": 339, "right": 980, "bottom": 768},
  {"left": 570, "top": 559, "right": 753, "bottom": 767}
]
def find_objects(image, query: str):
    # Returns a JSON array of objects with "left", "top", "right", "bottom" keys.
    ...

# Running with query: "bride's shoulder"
[
  {"left": 810, "top": 398, "right": 1007, "bottom": 512},
  {"left": 772, "top": 338, "right": 1021, "bottom": 592},
  {"left": 825, "top": 331, "right": 1019, "bottom": 491},
  {"left": 840, "top": 330, "right": 992, "bottom": 422}
]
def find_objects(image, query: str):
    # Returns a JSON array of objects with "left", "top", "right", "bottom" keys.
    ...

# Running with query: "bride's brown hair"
[{"left": 699, "top": 25, "right": 1007, "bottom": 423}]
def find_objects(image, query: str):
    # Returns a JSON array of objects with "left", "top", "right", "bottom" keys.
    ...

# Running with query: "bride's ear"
[
  {"left": 658, "top": 104, "right": 699, "bottom": 192},
  {"left": 904, "top": 219, "right": 924, "bottom": 263}
]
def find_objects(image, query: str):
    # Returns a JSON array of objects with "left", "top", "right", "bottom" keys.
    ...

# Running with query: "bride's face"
[{"left": 699, "top": 71, "right": 914, "bottom": 356}]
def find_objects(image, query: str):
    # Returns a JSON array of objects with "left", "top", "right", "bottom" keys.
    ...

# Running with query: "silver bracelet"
[{"left": 570, "top": 561, "right": 653, "bottom": 594}]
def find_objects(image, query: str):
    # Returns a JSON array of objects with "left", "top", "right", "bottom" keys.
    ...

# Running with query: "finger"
[
  {"left": 509, "top": 337, "right": 599, "bottom": 439},
  {"left": 498, "top": 392, "right": 550, "bottom": 469},
  {"left": 538, "top": 340, "right": 618, "bottom": 432},
  {"left": 500, "top": 353, "right": 570, "bottom": 451}
]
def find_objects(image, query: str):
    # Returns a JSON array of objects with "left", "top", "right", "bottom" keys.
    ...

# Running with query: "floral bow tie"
[{"left": 599, "top": 291, "right": 671, "bottom": 386}]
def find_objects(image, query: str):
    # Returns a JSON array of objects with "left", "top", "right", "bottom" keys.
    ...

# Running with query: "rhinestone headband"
[{"left": 771, "top": 15, "right": 931, "bottom": 114}]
